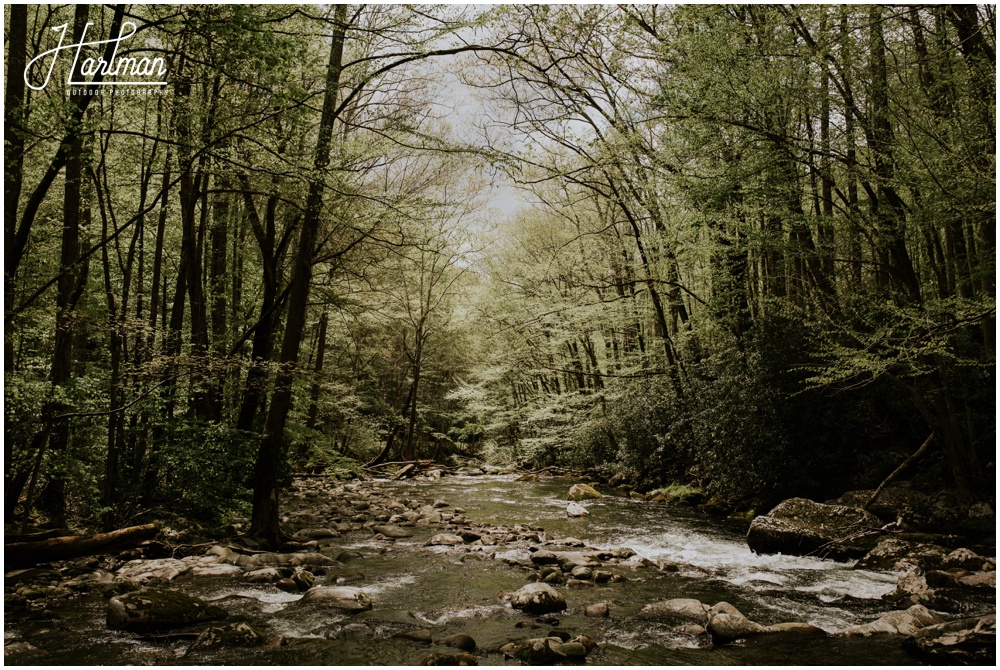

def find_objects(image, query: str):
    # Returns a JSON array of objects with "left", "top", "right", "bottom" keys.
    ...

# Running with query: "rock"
[
  {"left": 570, "top": 566, "right": 592, "bottom": 580},
  {"left": 854, "top": 538, "right": 949, "bottom": 571},
  {"left": 510, "top": 582, "right": 567, "bottom": 615},
  {"left": 585, "top": 602, "right": 611, "bottom": 618},
  {"left": 902, "top": 614, "right": 996, "bottom": 665},
  {"left": 296, "top": 586, "right": 373, "bottom": 613},
  {"left": 190, "top": 563, "right": 243, "bottom": 577},
  {"left": 438, "top": 633, "right": 476, "bottom": 652},
  {"left": 837, "top": 605, "right": 943, "bottom": 637},
  {"left": 500, "top": 637, "right": 566, "bottom": 664},
  {"left": 421, "top": 652, "right": 477, "bottom": 665},
  {"left": 4, "top": 641, "right": 39, "bottom": 658},
  {"left": 958, "top": 571, "right": 995, "bottom": 591},
  {"left": 107, "top": 588, "right": 227, "bottom": 632},
  {"left": 592, "top": 569, "right": 613, "bottom": 583},
  {"left": 567, "top": 484, "right": 602, "bottom": 501},
  {"left": 426, "top": 533, "right": 465, "bottom": 546},
  {"left": 292, "top": 570, "right": 315, "bottom": 591},
  {"left": 943, "top": 548, "right": 995, "bottom": 571},
  {"left": 566, "top": 502, "right": 589, "bottom": 517},
  {"left": 551, "top": 641, "right": 588, "bottom": 659},
  {"left": 276, "top": 578, "right": 298, "bottom": 593},
  {"left": 374, "top": 524, "right": 413, "bottom": 539},
  {"left": 243, "top": 567, "right": 287, "bottom": 583},
  {"left": 115, "top": 557, "right": 190, "bottom": 583},
  {"left": 458, "top": 530, "right": 482, "bottom": 543},
  {"left": 746, "top": 498, "right": 882, "bottom": 559},
  {"left": 768, "top": 622, "right": 826, "bottom": 635},
  {"left": 190, "top": 622, "right": 267, "bottom": 650},
  {"left": 706, "top": 602, "right": 772, "bottom": 644},
  {"left": 641, "top": 598, "right": 710, "bottom": 625}
]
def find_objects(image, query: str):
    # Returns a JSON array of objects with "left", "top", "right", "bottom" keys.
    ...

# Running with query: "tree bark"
[
  {"left": 249, "top": 5, "right": 348, "bottom": 544},
  {"left": 5, "top": 524, "right": 158, "bottom": 569}
]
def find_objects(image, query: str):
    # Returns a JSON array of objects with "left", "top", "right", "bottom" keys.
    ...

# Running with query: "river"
[{"left": 5, "top": 473, "right": 926, "bottom": 665}]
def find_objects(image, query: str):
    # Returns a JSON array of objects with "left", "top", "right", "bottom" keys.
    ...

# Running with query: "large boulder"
[
  {"left": 837, "top": 605, "right": 943, "bottom": 637},
  {"left": 567, "top": 484, "right": 602, "bottom": 501},
  {"left": 509, "top": 582, "right": 566, "bottom": 615},
  {"left": 854, "top": 538, "right": 949, "bottom": 572},
  {"left": 902, "top": 614, "right": 996, "bottom": 665},
  {"left": 746, "top": 498, "right": 882, "bottom": 559},
  {"left": 296, "top": 586, "right": 372, "bottom": 613},
  {"left": 107, "top": 588, "right": 227, "bottom": 632}
]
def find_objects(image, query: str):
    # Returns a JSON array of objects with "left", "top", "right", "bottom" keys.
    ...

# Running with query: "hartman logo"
[{"left": 24, "top": 21, "right": 167, "bottom": 91}]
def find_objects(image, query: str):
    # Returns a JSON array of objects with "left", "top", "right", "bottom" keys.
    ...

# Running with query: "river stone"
[
  {"left": 500, "top": 637, "right": 566, "bottom": 664},
  {"left": 421, "top": 651, "right": 478, "bottom": 665},
  {"left": 570, "top": 566, "right": 592, "bottom": 580},
  {"left": 837, "top": 605, "right": 943, "bottom": 637},
  {"left": 567, "top": 484, "right": 602, "bottom": 501},
  {"left": 585, "top": 602, "right": 611, "bottom": 617},
  {"left": 510, "top": 582, "right": 566, "bottom": 614},
  {"left": 374, "top": 524, "right": 413, "bottom": 539},
  {"left": 190, "top": 622, "right": 267, "bottom": 650},
  {"left": 438, "top": 633, "right": 477, "bottom": 651},
  {"left": 746, "top": 498, "right": 882, "bottom": 559},
  {"left": 190, "top": 563, "right": 243, "bottom": 578},
  {"left": 706, "top": 602, "right": 772, "bottom": 644},
  {"left": 107, "top": 588, "right": 227, "bottom": 632},
  {"left": 296, "top": 586, "right": 373, "bottom": 613},
  {"left": 641, "top": 598, "right": 710, "bottom": 625},
  {"left": 902, "top": 614, "right": 996, "bottom": 665},
  {"left": 291, "top": 552, "right": 341, "bottom": 567},
  {"left": 426, "top": 533, "right": 465, "bottom": 546},
  {"left": 566, "top": 502, "right": 589, "bottom": 517}
]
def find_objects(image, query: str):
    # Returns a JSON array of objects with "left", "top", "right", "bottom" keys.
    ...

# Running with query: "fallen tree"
[{"left": 5, "top": 523, "right": 159, "bottom": 569}]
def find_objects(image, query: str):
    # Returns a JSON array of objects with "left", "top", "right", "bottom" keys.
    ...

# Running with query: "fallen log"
[
  {"left": 5, "top": 523, "right": 159, "bottom": 569},
  {"left": 391, "top": 463, "right": 419, "bottom": 480}
]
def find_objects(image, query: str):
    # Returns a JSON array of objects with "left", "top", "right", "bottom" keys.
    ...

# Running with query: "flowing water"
[{"left": 5, "top": 474, "right": 927, "bottom": 665}]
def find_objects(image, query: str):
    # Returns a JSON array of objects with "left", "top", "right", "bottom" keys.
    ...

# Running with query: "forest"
[{"left": 4, "top": 3, "right": 995, "bottom": 548}]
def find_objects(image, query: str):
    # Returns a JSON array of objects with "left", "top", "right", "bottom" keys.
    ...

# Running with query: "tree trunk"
[
  {"left": 5, "top": 524, "right": 158, "bottom": 569},
  {"left": 249, "top": 6, "right": 348, "bottom": 544}
]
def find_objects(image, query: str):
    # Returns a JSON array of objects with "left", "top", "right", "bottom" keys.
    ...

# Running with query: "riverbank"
[{"left": 4, "top": 470, "right": 995, "bottom": 664}]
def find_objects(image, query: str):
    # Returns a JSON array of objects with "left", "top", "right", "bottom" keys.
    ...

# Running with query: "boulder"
[
  {"left": 746, "top": 498, "right": 882, "bottom": 559},
  {"left": 854, "top": 538, "right": 949, "bottom": 572},
  {"left": 107, "top": 588, "right": 227, "bottom": 632},
  {"left": 509, "top": 582, "right": 566, "bottom": 615},
  {"left": 837, "top": 605, "right": 943, "bottom": 637},
  {"left": 566, "top": 502, "right": 590, "bottom": 517},
  {"left": 296, "top": 586, "right": 372, "bottom": 613},
  {"left": 189, "top": 622, "right": 267, "bottom": 650},
  {"left": 567, "top": 484, "right": 602, "bottom": 501},
  {"left": 902, "top": 614, "right": 996, "bottom": 665},
  {"left": 640, "top": 598, "right": 710, "bottom": 625}
]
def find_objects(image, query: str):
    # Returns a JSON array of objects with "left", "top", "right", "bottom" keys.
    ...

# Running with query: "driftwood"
[
  {"left": 865, "top": 432, "right": 936, "bottom": 510},
  {"left": 391, "top": 463, "right": 419, "bottom": 480},
  {"left": 5, "top": 523, "right": 159, "bottom": 569},
  {"left": 367, "top": 459, "right": 436, "bottom": 471}
]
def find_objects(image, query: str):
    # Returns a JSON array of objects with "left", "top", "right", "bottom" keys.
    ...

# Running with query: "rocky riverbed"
[{"left": 4, "top": 471, "right": 995, "bottom": 665}]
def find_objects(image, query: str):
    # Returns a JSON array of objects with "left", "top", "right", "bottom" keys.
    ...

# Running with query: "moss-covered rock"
[
  {"left": 567, "top": 484, "right": 602, "bottom": 501},
  {"left": 746, "top": 498, "right": 882, "bottom": 559}
]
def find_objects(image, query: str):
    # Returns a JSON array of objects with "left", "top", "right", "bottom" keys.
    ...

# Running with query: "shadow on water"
[{"left": 5, "top": 474, "right": 929, "bottom": 665}]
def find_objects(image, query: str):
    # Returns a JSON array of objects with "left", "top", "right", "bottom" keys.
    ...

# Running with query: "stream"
[{"left": 5, "top": 473, "right": 932, "bottom": 665}]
